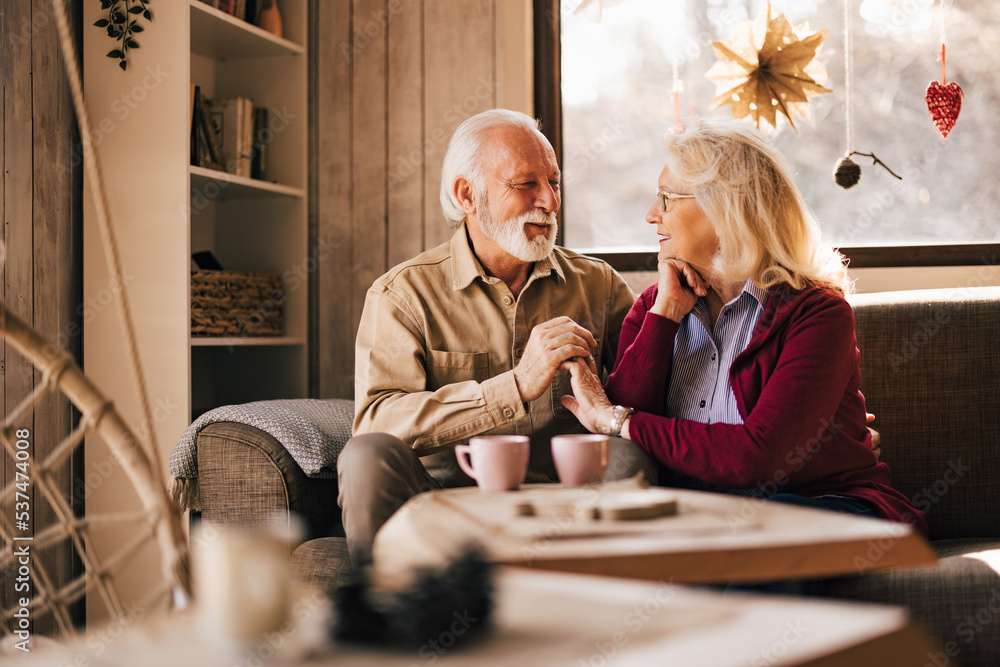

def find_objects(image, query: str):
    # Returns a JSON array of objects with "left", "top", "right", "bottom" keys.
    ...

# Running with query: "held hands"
[
  {"left": 514, "top": 316, "right": 599, "bottom": 402},
  {"left": 652, "top": 248, "right": 708, "bottom": 322},
  {"left": 558, "top": 358, "right": 614, "bottom": 434}
]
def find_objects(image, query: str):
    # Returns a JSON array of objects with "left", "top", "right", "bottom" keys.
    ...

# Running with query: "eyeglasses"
[{"left": 656, "top": 189, "right": 696, "bottom": 212}]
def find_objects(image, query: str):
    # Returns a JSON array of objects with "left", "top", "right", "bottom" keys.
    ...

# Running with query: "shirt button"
[
  {"left": 699, "top": 400, "right": 706, "bottom": 408},
  {"left": 503, "top": 296, "right": 513, "bottom": 306},
  {"left": 514, "top": 347, "right": 523, "bottom": 357},
  {"left": 502, "top": 407, "right": 514, "bottom": 418},
  {"left": 711, "top": 354, "right": 716, "bottom": 361}
]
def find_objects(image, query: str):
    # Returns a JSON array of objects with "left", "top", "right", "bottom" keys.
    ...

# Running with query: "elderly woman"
[{"left": 561, "top": 118, "right": 925, "bottom": 533}]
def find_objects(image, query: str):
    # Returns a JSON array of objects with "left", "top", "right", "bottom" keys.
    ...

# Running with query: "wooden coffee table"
[
  {"left": 330, "top": 568, "right": 934, "bottom": 667},
  {"left": 373, "top": 483, "right": 936, "bottom": 585},
  {"left": 12, "top": 568, "right": 936, "bottom": 666}
]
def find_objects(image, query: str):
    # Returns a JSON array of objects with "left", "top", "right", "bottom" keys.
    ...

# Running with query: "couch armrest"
[{"left": 196, "top": 421, "right": 342, "bottom": 541}]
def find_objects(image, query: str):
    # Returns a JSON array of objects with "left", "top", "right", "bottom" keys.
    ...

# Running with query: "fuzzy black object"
[
  {"left": 834, "top": 156, "right": 862, "bottom": 189},
  {"left": 330, "top": 546, "right": 494, "bottom": 649}
]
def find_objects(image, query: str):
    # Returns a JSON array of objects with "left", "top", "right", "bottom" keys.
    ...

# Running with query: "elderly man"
[{"left": 337, "top": 109, "right": 654, "bottom": 567}]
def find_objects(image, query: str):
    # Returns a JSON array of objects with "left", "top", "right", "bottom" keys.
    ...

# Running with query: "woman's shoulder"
[
  {"left": 770, "top": 283, "right": 854, "bottom": 333},
  {"left": 773, "top": 282, "right": 850, "bottom": 310}
]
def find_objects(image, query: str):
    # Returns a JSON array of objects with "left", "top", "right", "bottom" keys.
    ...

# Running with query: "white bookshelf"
[
  {"left": 84, "top": 0, "right": 309, "bottom": 459},
  {"left": 187, "top": 0, "right": 308, "bottom": 418}
]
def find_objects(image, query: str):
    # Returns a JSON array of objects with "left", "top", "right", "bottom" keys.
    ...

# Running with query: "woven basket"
[{"left": 191, "top": 270, "right": 284, "bottom": 337}]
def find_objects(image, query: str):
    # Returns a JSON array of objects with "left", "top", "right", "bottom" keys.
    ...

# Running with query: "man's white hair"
[{"left": 439, "top": 109, "right": 542, "bottom": 229}]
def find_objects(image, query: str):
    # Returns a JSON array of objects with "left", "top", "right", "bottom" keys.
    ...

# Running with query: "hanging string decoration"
[
  {"left": 833, "top": 0, "right": 902, "bottom": 189},
  {"left": 668, "top": 60, "right": 686, "bottom": 135},
  {"left": 705, "top": 4, "right": 832, "bottom": 131},
  {"left": 926, "top": 1, "right": 962, "bottom": 141}
]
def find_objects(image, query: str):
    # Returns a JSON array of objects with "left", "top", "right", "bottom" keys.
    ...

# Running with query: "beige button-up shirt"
[{"left": 354, "top": 224, "right": 635, "bottom": 483}]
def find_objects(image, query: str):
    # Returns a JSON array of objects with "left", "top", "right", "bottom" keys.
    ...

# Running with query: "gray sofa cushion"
[
  {"left": 824, "top": 538, "right": 1000, "bottom": 667},
  {"left": 197, "top": 422, "right": 342, "bottom": 539},
  {"left": 849, "top": 287, "right": 1000, "bottom": 540}
]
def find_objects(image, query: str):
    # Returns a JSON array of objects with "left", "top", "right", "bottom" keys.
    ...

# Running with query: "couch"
[{"left": 191, "top": 285, "right": 1000, "bottom": 666}]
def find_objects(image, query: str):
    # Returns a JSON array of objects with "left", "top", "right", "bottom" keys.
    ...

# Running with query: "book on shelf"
[
  {"left": 190, "top": 84, "right": 202, "bottom": 168},
  {"left": 205, "top": 97, "right": 255, "bottom": 178},
  {"left": 190, "top": 86, "right": 225, "bottom": 172},
  {"left": 250, "top": 107, "right": 268, "bottom": 180},
  {"left": 199, "top": 0, "right": 265, "bottom": 27}
]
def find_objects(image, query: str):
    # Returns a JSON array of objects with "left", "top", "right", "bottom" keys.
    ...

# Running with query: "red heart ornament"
[{"left": 925, "top": 80, "right": 964, "bottom": 140}]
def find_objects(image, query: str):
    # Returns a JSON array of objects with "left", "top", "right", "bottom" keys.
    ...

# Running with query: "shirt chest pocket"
[{"left": 425, "top": 349, "right": 490, "bottom": 389}]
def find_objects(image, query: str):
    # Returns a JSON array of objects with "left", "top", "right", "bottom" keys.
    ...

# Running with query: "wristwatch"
[{"left": 604, "top": 405, "right": 635, "bottom": 437}]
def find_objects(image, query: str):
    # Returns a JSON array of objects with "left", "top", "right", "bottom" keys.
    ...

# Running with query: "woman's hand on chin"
[
  {"left": 652, "top": 251, "right": 708, "bottom": 322},
  {"left": 559, "top": 358, "right": 614, "bottom": 434}
]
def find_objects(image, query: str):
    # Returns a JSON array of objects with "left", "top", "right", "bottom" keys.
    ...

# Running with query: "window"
[{"left": 546, "top": 0, "right": 1000, "bottom": 266}]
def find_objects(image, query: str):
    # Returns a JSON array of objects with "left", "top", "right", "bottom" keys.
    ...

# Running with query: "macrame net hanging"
[{"left": 1, "top": 0, "right": 191, "bottom": 641}]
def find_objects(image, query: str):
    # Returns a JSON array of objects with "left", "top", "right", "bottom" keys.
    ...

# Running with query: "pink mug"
[
  {"left": 455, "top": 435, "right": 530, "bottom": 492},
  {"left": 551, "top": 434, "right": 609, "bottom": 486}
]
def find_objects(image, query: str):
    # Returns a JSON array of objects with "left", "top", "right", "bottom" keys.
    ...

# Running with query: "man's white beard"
[{"left": 478, "top": 194, "right": 557, "bottom": 262}]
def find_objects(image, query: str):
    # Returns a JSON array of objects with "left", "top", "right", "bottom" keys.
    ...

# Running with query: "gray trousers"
[{"left": 337, "top": 433, "right": 658, "bottom": 567}]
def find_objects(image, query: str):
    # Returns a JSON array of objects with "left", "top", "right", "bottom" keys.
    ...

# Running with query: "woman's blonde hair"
[{"left": 663, "top": 117, "right": 852, "bottom": 295}]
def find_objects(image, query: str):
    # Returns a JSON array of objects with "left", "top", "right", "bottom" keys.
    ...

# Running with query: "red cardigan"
[{"left": 606, "top": 283, "right": 927, "bottom": 535}]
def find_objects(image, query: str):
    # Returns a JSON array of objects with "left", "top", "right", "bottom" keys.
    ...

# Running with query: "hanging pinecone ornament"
[
  {"left": 832, "top": 151, "right": 902, "bottom": 190},
  {"left": 833, "top": 1, "right": 903, "bottom": 191},
  {"left": 833, "top": 156, "right": 861, "bottom": 189},
  {"left": 926, "top": 45, "right": 963, "bottom": 141}
]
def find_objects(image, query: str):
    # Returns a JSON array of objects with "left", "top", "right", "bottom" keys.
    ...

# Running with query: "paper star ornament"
[{"left": 706, "top": 7, "right": 832, "bottom": 131}]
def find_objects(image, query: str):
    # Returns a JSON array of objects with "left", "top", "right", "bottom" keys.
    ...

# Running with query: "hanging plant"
[{"left": 93, "top": 0, "right": 153, "bottom": 72}]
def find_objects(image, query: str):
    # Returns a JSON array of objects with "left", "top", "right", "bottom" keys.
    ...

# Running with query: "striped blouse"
[{"left": 663, "top": 279, "right": 770, "bottom": 497}]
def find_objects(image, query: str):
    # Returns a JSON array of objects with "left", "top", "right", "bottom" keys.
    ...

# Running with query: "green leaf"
[
  {"left": 119, "top": 60, "right": 128, "bottom": 71},
  {"left": 112, "top": 11, "right": 126, "bottom": 23},
  {"left": 93, "top": 19, "right": 110, "bottom": 27},
  {"left": 128, "top": 5, "right": 144, "bottom": 13},
  {"left": 126, "top": 39, "right": 139, "bottom": 49},
  {"left": 131, "top": 24, "right": 144, "bottom": 32},
  {"left": 100, "top": 0, "right": 113, "bottom": 8},
  {"left": 143, "top": 10, "right": 153, "bottom": 20},
  {"left": 107, "top": 49, "right": 124, "bottom": 59}
]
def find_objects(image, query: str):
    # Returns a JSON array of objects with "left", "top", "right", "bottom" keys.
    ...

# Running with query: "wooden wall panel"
[
  {"left": 313, "top": 0, "right": 528, "bottom": 400},
  {"left": 29, "top": 0, "right": 83, "bottom": 635},
  {"left": 2, "top": 4, "right": 39, "bottom": 630},
  {"left": 386, "top": 0, "right": 425, "bottom": 268},
  {"left": 314, "top": 0, "right": 357, "bottom": 399},
  {"left": 1, "top": 0, "right": 82, "bottom": 633},
  {"left": 350, "top": 0, "right": 389, "bottom": 328},
  {"left": 421, "top": 0, "right": 497, "bottom": 250}
]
